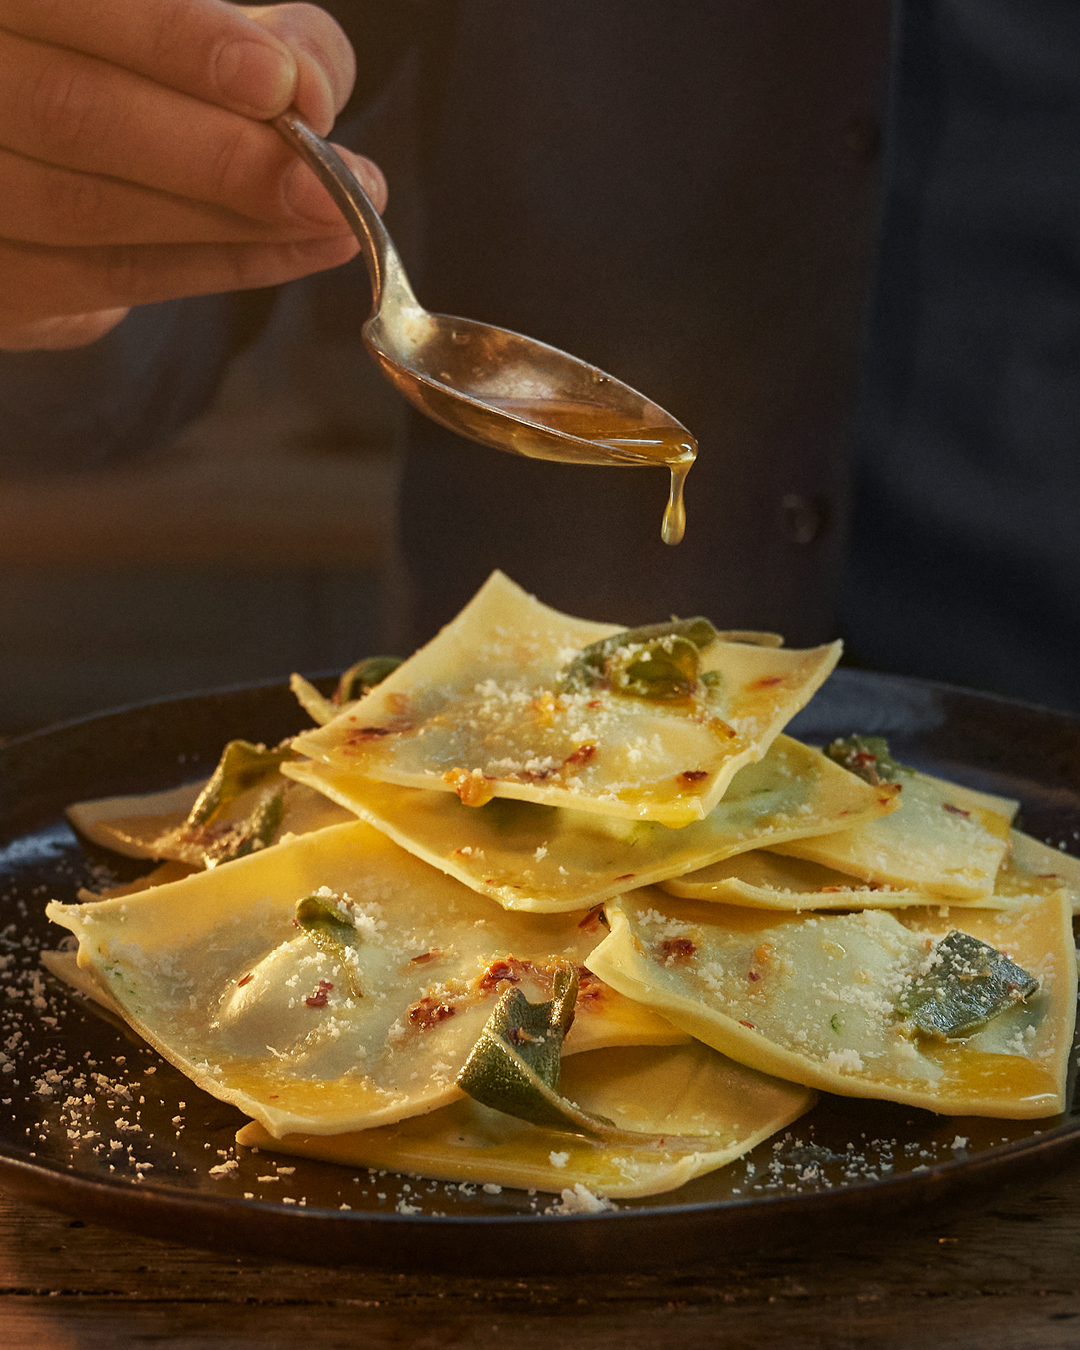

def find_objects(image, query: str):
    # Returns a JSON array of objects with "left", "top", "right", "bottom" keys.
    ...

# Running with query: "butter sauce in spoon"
[{"left": 275, "top": 112, "right": 696, "bottom": 544}]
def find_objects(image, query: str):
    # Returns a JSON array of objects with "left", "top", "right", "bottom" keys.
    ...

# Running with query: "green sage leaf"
[
  {"left": 897, "top": 930, "right": 1039, "bottom": 1038},
  {"left": 558, "top": 618, "right": 718, "bottom": 701},
  {"left": 207, "top": 790, "right": 285, "bottom": 866},
  {"left": 456, "top": 965, "right": 617, "bottom": 1136},
  {"left": 825, "top": 735, "right": 911, "bottom": 787},
  {"left": 294, "top": 893, "right": 365, "bottom": 998},
  {"left": 334, "top": 655, "right": 403, "bottom": 706},
  {"left": 187, "top": 740, "right": 300, "bottom": 828}
]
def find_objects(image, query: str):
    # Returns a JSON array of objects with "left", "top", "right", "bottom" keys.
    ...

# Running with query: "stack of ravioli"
[{"left": 49, "top": 572, "right": 1080, "bottom": 1201}]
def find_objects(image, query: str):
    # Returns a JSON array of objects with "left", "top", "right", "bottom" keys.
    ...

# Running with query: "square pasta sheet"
[
  {"left": 664, "top": 774, "right": 1024, "bottom": 909},
  {"left": 292, "top": 571, "right": 842, "bottom": 828},
  {"left": 587, "top": 888, "right": 1076, "bottom": 1118},
  {"left": 283, "top": 735, "right": 898, "bottom": 913},
  {"left": 233, "top": 1040, "right": 814, "bottom": 1199},
  {"left": 46, "top": 822, "right": 686, "bottom": 1139}
]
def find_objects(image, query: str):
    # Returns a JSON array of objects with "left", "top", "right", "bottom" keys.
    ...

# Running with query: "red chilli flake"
[
  {"left": 678, "top": 769, "right": 708, "bottom": 786},
  {"left": 305, "top": 980, "right": 334, "bottom": 1009},
  {"left": 236, "top": 973, "right": 253, "bottom": 987},
  {"left": 410, "top": 949, "right": 440, "bottom": 965},
  {"left": 739, "top": 1019, "right": 756, "bottom": 1030},
  {"left": 479, "top": 957, "right": 533, "bottom": 991},
  {"left": 574, "top": 965, "right": 604, "bottom": 1004},
  {"left": 565, "top": 742, "right": 597, "bottom": 767},
  {"left": 345, "top": 726, "right": 396, "bottom": 745},
  {"left": 511, "top": 766, "right": 556, "bottom": 783},
  {"left": 747, "top": 970, "right": 761, "bottom": 982},
  {"left": 578, "top": 905, "right": 609, "bottom": 933},
  {"left": 659, "top": 937, "right": 696, "bottom": 964},
  {"left": 407, "top": 998, "right": 456, "bottom": 1030},
  {"left": 749, "top": 675, "right": 785, "bottom": 689},
  {"left": 942, "top": 802, "right": 971, "bottom": 817}
]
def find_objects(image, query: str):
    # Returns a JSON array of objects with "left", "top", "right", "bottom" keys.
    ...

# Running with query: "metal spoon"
[{"left": 274, "top": 111, "right": 695, "bottom": 544}]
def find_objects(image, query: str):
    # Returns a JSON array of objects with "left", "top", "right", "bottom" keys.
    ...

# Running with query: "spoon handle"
[{"left": 273, "top": 110, "right": 418, "bottom": 314}]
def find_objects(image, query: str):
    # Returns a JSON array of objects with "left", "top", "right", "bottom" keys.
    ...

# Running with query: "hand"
[{"left": 0, "top": 0, "right": 386, "bottom": 350}]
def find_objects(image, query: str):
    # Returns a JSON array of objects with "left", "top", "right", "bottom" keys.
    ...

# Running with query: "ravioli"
[
  {"left": 66, "top": 774, "right": 352, "bottom": 865},
  {"left": 46, "top": 821, "right": 685, "bottom": 1139},
  {"left": 1007, "top": 829, "right": 1080, "bottom": 913},
  {"left": 234, "top": 1041, "right": 814, "bottom": 1198},
  {"left": 764, "top": 771, "right": 1017, "bottom": 901},
  {"left": 660, "top": 849, "right": 945, "bottom": 910},
  {"left": 661, "top": 830, "right": 1044, "bottom": 913},
  {"left": 282, "top": 735, "right": 897, "bottom": 913},
  {"left": 586, "top": 889, "right": 1075, "bottom": 1117},
  {"left": 292, "top": 571, "right": 841, "bottom": 828}
]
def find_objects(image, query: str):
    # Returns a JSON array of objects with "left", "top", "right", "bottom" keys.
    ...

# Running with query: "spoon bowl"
[{"left": 275, "top": 112, "right": 695, "bottom": 540}]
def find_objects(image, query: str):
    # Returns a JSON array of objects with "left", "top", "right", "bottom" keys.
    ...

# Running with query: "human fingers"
[
  {"left": 0, "top": 0, "right": 346, "bottom": 124},
  {"left": 0, "top": 31, "right": 382, "bottom": 231},
  {"left": 0, "top": 141, "right": 382, "bottom": 247},
  {"left": 241, "top": 4, "right": 357, "bottom": 135},
  {"left": 0, "top": 310, "right": 133, "bottom": 352},
  {"left": 0, "top": 230, "right": 361, "bottom": 348}
]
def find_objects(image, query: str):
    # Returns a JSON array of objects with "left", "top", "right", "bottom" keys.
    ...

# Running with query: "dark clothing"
[
  {"left": 843, "top": 0, "right": 1080, "bottom": 712},
  {"left": 395, "top": 2, "right": 887, "bottom": 648},
  {"left": 2, "top": 1, "right": 1078, "bottom": 711}
]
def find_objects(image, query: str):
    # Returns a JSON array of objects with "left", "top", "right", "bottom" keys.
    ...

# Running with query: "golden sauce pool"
[{"left": 485, "top": 397, "right": 697, "bottom": 546}]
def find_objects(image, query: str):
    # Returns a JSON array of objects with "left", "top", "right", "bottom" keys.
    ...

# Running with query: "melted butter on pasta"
[
  {"left": 282, "top": 735, "right": 898, "bottom": 913},
  {"left": 586, "top": 888, "right": 1075, "bottom": 1117},
  {"left": 765, "top": 771, "right": 1017, "bottom": 900},
  {"left": 292, "top": 572, "right": 841, "bottom": 828},
  {"left": 233, "top": 1041, "right": 814, "bottom": 1198},
  {"left": 46, "top": 821, "right": 685, "bottom": 1139}
]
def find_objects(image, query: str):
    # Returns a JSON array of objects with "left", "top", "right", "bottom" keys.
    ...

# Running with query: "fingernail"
[
  {"left": 285, "top": 150, "right": 387, "bottom": 226},
  {"left": 295, "top": 50, "right": 338, "bottom": 136},
  {"left": 216, "top": 38, "right": 297, "bottom": 115},
  {"left": 284, "top": 159, "right": 348, "bottom": 226},
  {"left": 336, "top": 148, "right": 388, "bottom": 212}
]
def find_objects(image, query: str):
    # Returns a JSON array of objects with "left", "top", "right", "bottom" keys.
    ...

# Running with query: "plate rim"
[{"left": 2, "top": 667, "right": 1079, "bottom": 1270}]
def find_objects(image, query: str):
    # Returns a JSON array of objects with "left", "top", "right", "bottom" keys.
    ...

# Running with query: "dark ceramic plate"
[{"left": 1, "top": 669, "right": 1078, "bottom": 1273}]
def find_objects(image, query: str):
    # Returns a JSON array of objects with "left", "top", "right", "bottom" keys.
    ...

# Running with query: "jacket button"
[{"left": 781, "top": 493, "right": 827, "bottom": 545}]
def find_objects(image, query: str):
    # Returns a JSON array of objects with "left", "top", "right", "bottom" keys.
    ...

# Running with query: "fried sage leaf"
[
  {"left": 457, "top": 964, "right": 618, "bottom": 1137},
  {"left": 291, "top": 657, "right": 404, "bottom": 727},
  {"left": 187, "top": 740, "right": 300, "bottom": 828},
  {"left": 162, "top": 739, "right": 301, "bottom": 867},
  {"left": 558, "top": 618, "right": 718, "bottom": 701},
  {"left": 221, "top": 790, "right": 284, "bottom": 862},
  {"left": 897, "top": 930, "right": 1039, "bottom": 1038},
  {"left": 294, "top": 892, "right": 365, "bottom": 998},
  {"left": 334, "top": 655, "right": 404, "bottom": 706},
  {"left": 824, "top": 735, "right": 911, "bottom": 787}
]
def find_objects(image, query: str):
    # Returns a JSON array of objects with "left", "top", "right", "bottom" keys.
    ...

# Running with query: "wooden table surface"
[{"left": 4, "top": 1155, "right": 1080, "bottom": 1349}]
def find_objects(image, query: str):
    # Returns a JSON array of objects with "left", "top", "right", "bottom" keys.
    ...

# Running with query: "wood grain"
[{"left": 4, "top": 1159, "right": 1080, "bottom": 1349}]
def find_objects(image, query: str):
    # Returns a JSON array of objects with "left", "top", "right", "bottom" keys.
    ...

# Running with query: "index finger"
[{"left": 1, "top": 0, "right": 308, "bottom": 119}]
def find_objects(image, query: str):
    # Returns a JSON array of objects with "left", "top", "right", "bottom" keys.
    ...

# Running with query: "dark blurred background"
[
  {"left": 0, "top": 272, "right": 404, "bottom": 736},
  {"left": 3, "top": 0, "right": 1079, "bottom": 739}
]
